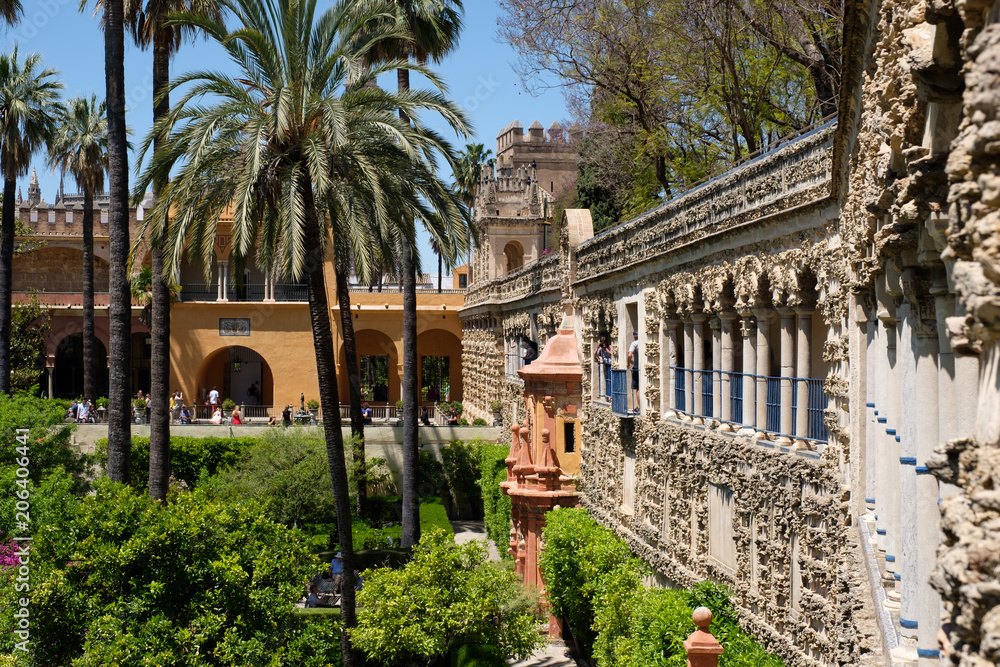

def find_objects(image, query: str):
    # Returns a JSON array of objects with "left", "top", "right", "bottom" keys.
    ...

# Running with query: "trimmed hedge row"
[
  {"left": 540, "top": 507, "right": 784, "bottom": 667},
  {"left": 478, "top": 443, "right": 511, "bottom": 557},
  {"left": 94, "top": 436, "right": 256, "bottom": 490}
]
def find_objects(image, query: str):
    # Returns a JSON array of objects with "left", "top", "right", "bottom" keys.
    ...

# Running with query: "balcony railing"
[
  {"left": 179, "top": 283, "right": 309, "bottom": 302},
  {"left": 506, "top": 353, "right": 525, "bottom": 379},
  {"left": 667, "top": 367, "right": 829, "bottom": 443},
  {"left": 611, "top": 369, "right": 639, "bottom": 417}
]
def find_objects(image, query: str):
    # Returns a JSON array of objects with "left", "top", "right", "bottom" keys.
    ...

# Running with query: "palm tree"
[
  {"left": 47, "top": 95, "right": 108, "bottom": 410},
  {"left": 365, "top": 0, "right": 466, "bottom": 550},
  {"left": 0, "top": 1, "right": 20, "bottom": 24},
  {"left": 87, "top": 0, "right": 134, "bottom": 483},
  {"left": 133, "top": 0, "right": 469, "bottom": 659},
  {"left": 114, "top": 0, "right": 223, "bottom": 502},
  {"left": 454, "top": 142, "right": 489, "bottom": 283},
  {"left": 0, "top": 47, "right": 62, "bottom": 395}
]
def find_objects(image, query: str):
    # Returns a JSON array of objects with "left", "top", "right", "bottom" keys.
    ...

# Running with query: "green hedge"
[
  {"left": 419, "top": 496, "right": 454, "bottom": 535},
  {"left": 479, "top": 444, "right": 511, "bottom": 557},
  {"left": 94, "top": 436, "right": 256, "bottom": 489},
  {"left": 540, "top": 507, "right": 784, "bottom": 667}
]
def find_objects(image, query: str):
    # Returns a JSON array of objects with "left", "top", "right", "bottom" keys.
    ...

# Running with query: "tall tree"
[
  {"left": 133, "top": 0, "right": 469, "bottom": 659},
  {"left": 453, "top": 142, "right": 489, "bottom": 282},
  {"left": 0, "top": 47, "right": 62, "bottom": 395},
  {"left": 365, "top": 0, "right": 466, "bottom": 550},
  {"left": 89, "top": 0, "right": 134, "bottom": 483},
  {"left": 116, "top": 0, "right": 223, "bottom": 502},
  {"left": 47, "top": 95, "right": 108, "bottom": 408}
]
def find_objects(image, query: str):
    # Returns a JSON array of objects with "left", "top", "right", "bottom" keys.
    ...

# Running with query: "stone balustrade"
[
  {"left": 464, "top": 252, "right": 561, "bottom": 308},
  {"left": 574, "top": 123, "right": 834, "bottom": 283}
]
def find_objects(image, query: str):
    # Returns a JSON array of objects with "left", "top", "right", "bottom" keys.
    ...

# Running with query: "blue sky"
[{"left": 6, "top": 1, "right": 571, "bottom": 272}]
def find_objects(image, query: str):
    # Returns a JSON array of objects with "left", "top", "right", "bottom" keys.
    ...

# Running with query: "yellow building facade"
[{"left": 13, "top": 170, "right": 466, "bottom": 416}]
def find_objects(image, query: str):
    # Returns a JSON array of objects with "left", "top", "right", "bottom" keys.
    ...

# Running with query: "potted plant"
[
  {"left": 489, "top": 400, "right": 503, "bottom": 423},
  {"left": 222, "top": 398, "right": 235, "bottom": 417},
  {"left": 96, "top": 397, "right": 109, "bottom": 423}
]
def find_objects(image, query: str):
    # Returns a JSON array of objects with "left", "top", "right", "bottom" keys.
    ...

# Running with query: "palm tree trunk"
[
  {"left": 303, "top": 181, "right": 356, "bottom": 666},
  {"left": 0, "top": 176, "right": 14, "bottom": 394},
  {"left": 148, "top": 28, "right": 171, "bottom": 502},
  {"left": 334, "top": 255, "right": 366, "bottom": 516},
  {"left": 398, "top": 67, "right": 420, "bottom": 548},
  {"left": 103, "top": 0, "right": 132, "bottom": 483},
  {"left": 82, "top": 188, "right": 97, "bottom": 404}
]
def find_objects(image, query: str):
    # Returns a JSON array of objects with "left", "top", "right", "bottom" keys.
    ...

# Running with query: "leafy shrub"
[
  {"left": 457, "top": 417, "right": 469, "bottom": 426},
  {"left": 351, "top": 517, "right": 402, "bottom": 550},
  {"left": 222, "top": 397, "right": 236, "bottom": 411},
  {"left": 418, "top": 449, "right": 447, "bottom": 498},
  {"left": 450, "top": 643, "right": 508, "bottom": 667},
  {"left": 479, "top": 444, "right": 511, "bottom": 556},
  {"left": 0, "top": 391, "right": 86, "bottom": 490},
  {"left": 0, "top": 481, "right": 336, "bottom": 666},
  {"left": 472, "top": 417, "right": 488, "bottom": 426},
  {"left": 94, "top": 436, "right": 256, "bottom": 489},
  {"left": 350, "top": 529, "right": 541, "bottom": 665},
  {"left": 307, "top": 399, "right": 320, "bottom": 411},
  {"left": 540, "top": 508, "right": 785, "bottom": 667},
  {"left": 440, "top": 438, "right": 487, "bottom": 518},
  {"left": 489, "top": 400, "right": 504, "bottom": 413},
  {"left": 450, "top": 401, "right": 464, "bottom": 415}
]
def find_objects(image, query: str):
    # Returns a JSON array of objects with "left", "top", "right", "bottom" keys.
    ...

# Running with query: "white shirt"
[
  {"left": 628, "top": 339, "right": 640, "bottom": 368},
  {"left": 208, "top": 389, "right": 219, "bottom": 404}
]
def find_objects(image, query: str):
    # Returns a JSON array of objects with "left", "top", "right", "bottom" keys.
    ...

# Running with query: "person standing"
[
  {"left": 627, "top": 331, "right": 641, "bottom": 413},
  {"left": 208, "top": 386, "right": 220, "bottom": 418},
  {"left": 594, "top": 337, "right": 612, "bottom": 399}
]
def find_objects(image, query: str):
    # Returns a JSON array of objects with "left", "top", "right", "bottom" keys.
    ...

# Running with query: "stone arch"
[
  {"left": 503, "top": 240, "right": 524, "bottom": 274},
  {"left": 51, "top": 332, "right": 109, "bottom": 399},
  {"left": 195, "top": 345, "right": 274, "bottom": 415},
  {"left": 416, "top": 329, "right": 463, "bottom": 403},
  {"left": 338, "top": 329, "right": 400, "bottom": 405}
]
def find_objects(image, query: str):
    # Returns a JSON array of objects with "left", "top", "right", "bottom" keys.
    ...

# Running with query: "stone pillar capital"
[
  {"left": 718, "top": 311, "right": 739, "bottom": 323},
  {"left": 751, "top": 307, "right": 774, "bottom": 322},
  {"left": 691, "top": 312, "right": 708, "bottom": 324}
]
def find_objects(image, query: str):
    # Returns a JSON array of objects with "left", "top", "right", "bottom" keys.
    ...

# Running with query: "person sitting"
[
  {"left": 210, "top": 408, "right": 224, "bottom": 425},
  {"left": 179, "top": 405, "right": 192, "bottom": 424},
  {"left": 77, "top": 399, "right": 91, "bottom": 424},
  {"left": 231, "top": 407, "right": 243, "bottom": 425},
  {"left": 305, "top": 583, "right": 320, "bottom": 608},
  {"left": 419, "top": 406, "right": 431, "bottom": 425},
  {"left": 69, "top": 400, "right": 79, "bottom": 422},
  {"left": 267, "top": 414, "right": 278, "bottom": 426},
  {"left": 361, "top": 401, "right": 373, "bottom": 425},
  {"left": 447, "top": 407, "right": 459, "bottom": 426},
  {"left": 282, "top": 404, "right": 292, "bottom": 426}
]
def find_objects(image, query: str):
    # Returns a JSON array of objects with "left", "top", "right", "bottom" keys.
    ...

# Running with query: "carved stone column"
[
  {"left": 752, "top": 308, "right": 773, "bottom": 434},
  {"left": 719, "top": 313, "right": 738, "bottom": 428},
  {"left": 683, "top": 317, "right": 695, "bottom": 417},
  {"left": 710, "top": 317, "right": 722, "bottom": 421},
  {"left": 795, "top": 308, "right": 813, "bottom": 441},
  {"left": 778, "top": 307, "right": 796, "bottom": 440},
  {"left": 692, "top": 312, "right": 707, "bottom": 420},
  {"left": 739, "top": 313, "right": 756, "bottom": 430}
]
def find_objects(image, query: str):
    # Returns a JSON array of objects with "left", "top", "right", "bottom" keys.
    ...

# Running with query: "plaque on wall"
[{"left": 219, "top": 318, "right": 250, "bottom": 336}]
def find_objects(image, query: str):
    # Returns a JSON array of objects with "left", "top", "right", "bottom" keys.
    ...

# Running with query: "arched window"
[{"left": 503, "top": 241, "right": 524, "bottom": 274}]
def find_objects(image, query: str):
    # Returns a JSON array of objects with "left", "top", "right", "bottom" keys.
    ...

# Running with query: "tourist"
[
  {"left": 447, "top": 406, "right": 459, "bottom": 426},
  {"left": 361, "top": 401, "right": 373, "bottom": 424},
  {"left": 208, "top": 386, "right": 220, "bottom": 411},
  {"left": 172, "top": 391, "right": 183, "bottom": 423},
  {"left": 169, "top": 392, "right": 177, "bottom": 423},
  {"left": 247, "top": 381, "right": 260, "bottom": 406},
  {"left": 305, "top": 584, "right": 320, "bottom": 608},
  {"left": 594, "top": 337, "right": 612, "bottom": 398},
  {"left": 144, "top": 394, "right": 151, "bottom": 424},
  {"left": 77, "top": 399, "right": 91, "bottom": 423},
  {"left": 330, "top": 551, "right": 344, "bottom": 595},
  {"left": 420, "top": 406, "right": 430, "bottom": 425},
  {"left": 627, "top": 331, "right": 640, "bottom": 413},
  {"left": 443, "top": 380, "right": 451, "bottom": 402},
  {"left": 179, "top": 405, "right": 192, "bottom": 424},
  {"left": 267, "top": 413, "right": 278, "bottom": 426},
  {"left": 523, "top": 341, "right": 538, "bottom": 365},
  {"left": 427, "top": 384, "right": 439, "bottom": 401},
  {"left": 69, "top": 399, "right": 79, "bottom": 422},
  {"left": 281, "top": 404, "right": 292, "bottom": 426},
  {"left": 231, "top": 406, "right": 243, "bottom": 426},
  {"left": 210, "top": 407, "right": 224, "bottom": 425}
]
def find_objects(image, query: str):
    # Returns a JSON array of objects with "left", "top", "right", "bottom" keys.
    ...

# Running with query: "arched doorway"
[
  {"left": 338, "top": 329, "right": 400, "bottom": 405},
  {"left": 53, "top": 334, "right": 109, "bottom": 399},
  {"left": 195, "top": 346, "right": 274, "bottom": 418},
  {"left": 416, "top": 329, "right": 463, "bottom": 404}
]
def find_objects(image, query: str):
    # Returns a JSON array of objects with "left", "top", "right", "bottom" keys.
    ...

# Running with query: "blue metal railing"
[
  {"left": 506, "top": 353, "right": 525, "bottom": 379},
  {"left": 702, "top": 372, "right": 713, "bottom": 419},
  {"left": 596, "top": 361, "right": 611, "bottom": 401},
  {"left": 611, "top": 369, "right": 632, "bottom": 416},
  {"left": 674, "top": 367, "right": 686, "bottom": 412},
  {"left": 662, "top": 368, "right": 828, "bottom": 443}
]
